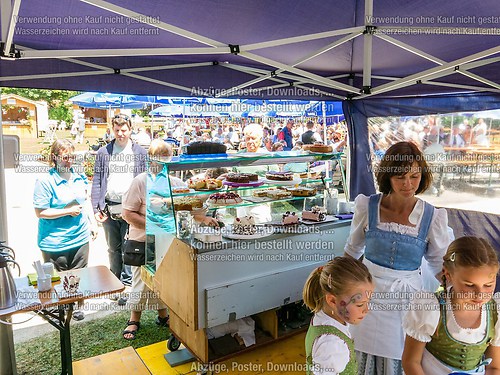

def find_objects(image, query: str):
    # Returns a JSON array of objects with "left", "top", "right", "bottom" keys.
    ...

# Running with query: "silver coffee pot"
[{"left": 0, "top": 253, "right": 20, "bottom": 310}]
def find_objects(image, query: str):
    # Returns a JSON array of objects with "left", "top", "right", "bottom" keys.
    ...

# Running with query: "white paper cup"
[{"left": 37, "top": 274, "right": 52, "bottom": 292}]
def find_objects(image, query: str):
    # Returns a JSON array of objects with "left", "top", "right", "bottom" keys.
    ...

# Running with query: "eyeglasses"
[{"left": 113, "top": 114, "right": 130, "bottom": 121}]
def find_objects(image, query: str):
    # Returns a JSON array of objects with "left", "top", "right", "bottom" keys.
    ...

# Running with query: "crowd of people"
[
  {"left": 370, "top": 116, "right": 494, "bottom": 159},
  {"left": 120, "top": 117, "right": 348, "bottom": 154}
]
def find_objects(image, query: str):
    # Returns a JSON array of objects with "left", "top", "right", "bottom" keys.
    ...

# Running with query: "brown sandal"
[{"left": 122, "top": 320, "right": 140, "bottom": 340}]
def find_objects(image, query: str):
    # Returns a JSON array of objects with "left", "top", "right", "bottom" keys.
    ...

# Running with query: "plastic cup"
[
  {"left": 42, "top": 262, "right": 54, "bottom": 277},
  {"left": 37, "top": 274, "right": 52, "bottom": 292},
  {"left": 338, "top": 201, "right": 349, "bottom": 214}
]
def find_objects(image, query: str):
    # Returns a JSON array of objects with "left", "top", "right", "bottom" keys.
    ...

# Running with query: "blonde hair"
[
  {"left": 148, "top": 139, "right": 173, "bottom": 159},
  {"left": 49, "top": 139, "right": 74, "bottom": 167},
  {"left": 303, "top": 256, "right": 372, "bottom": 313}
]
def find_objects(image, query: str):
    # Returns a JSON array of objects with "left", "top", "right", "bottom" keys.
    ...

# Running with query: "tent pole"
[
  {"left": 322, "top": 101, "right": 327, "bottom": 142},
  {"left": 0, "top": 86, "right": 18, "bottom": 375},
  {"left": 322, "top": 101, "right": 330, "bottom": 183},
  {"left": 1, "top": 0, "right": 20, "bottom": 56},
  {"left": 366, "top": 45, "right": 500, "bottom": 97},
  {"left": 22, "top": 46, "right": 229, "bottom": 59},
  {"left": 240, "top": 51, "right": 359, "bottom": 94},
  {"left": 375, "top": 33, "right": 500, "bottom": 92},
  {"left": 363, "top": 0, "right": 374, "bottom": 90},
  {"left": 81, "top": 0, "right": 225, "bottom": 47},
  {"left": 222, "top": 32, "right": 360, "bottom": 97},
  {"left": 488, "top": 118, "right": 493, "bottom": 143},
  {"left": 244, "top": 26, "right": 365, "bottom": 50}
]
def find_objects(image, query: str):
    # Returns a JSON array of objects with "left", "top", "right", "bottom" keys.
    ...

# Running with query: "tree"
[{"left": 1, "top": 87, "right": 80, "bottom": 126}]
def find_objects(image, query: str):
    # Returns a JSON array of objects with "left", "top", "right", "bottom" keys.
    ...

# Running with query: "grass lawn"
[
  {"left": 18, "top": 130, "right": 101, "bottom": 154},
  {"left": 14, "top": 310, "right": 170, "bottom": 375}
]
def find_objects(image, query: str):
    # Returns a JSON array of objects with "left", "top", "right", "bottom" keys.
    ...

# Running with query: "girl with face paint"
[
  {"left": 303, "top": 257, "right": 374, "bottom": 375},
  {"left": 402, "top": 236, "right": 500, "bottom": 375}
]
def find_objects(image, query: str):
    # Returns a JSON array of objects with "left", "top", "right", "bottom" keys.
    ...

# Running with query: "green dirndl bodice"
[{"left": 305, "top": 323, "right": 357, "bottom": 375}]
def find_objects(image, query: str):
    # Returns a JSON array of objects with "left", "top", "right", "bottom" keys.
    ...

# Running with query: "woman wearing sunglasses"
[{"left": 33, "top": 139, "right": 97, "bottom": 290}]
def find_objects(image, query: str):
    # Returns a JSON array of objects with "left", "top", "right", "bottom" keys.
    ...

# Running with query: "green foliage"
[
  {"left": 83, "top": 154, "right": 96, "bottom": 178},
  {"left": 2, "top": 87, "right": 80, "bottom": 125},
  {"left": 131, "top": 108, "right": 150, "bottom": 118},
  {"left": 132, "top": 108, "right": 153, "bottom": 122},
  {"left": 39, "top": 144, "right": 52, "bottom": 162},
  {"left": 49, "top": 106, "right": 73, "bottom": 127}
]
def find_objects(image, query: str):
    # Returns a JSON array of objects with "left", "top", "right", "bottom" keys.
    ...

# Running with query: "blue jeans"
[{"left": 103, "top": 218, "right": 132, "bottom": 285}]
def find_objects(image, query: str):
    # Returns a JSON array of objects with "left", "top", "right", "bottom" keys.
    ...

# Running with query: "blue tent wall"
[{"left": 343, "top": 93, "right": 500, "bottom": 198}]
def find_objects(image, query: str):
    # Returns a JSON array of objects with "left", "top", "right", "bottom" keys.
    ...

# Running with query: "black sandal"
[
  {"left": 122, "top": 320, "right": 140, "bottom": 340},
  {"left": 155, "top": 316, "right": 169, "bottom": 327}
]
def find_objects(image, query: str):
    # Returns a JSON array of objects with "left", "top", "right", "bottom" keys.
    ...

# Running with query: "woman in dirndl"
[{"left": 344, "top": 141, "right": 452, "bottom": 374}]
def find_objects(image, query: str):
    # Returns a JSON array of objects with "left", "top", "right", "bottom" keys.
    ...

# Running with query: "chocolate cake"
[
  {"left": 226, "top": 173, "right": 258, "bottom": 183},
  {"left": 241, "top": 173, "right": 259, "bottom": 182},
  {"left": 265, "top": 171, "right": 294, "bottom": 181}
]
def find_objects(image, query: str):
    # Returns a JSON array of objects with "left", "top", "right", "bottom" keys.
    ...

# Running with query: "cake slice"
[
  {"left": 232, "top": 216, "right": 257, "bottom": 235},
  {"left": 302, "top": 206, "right": 327, "bottom": 222},
  {"left": 282, "top": 211, "right": 299, "bottom": 225},
  {"left": 265, "top": 171, "right": 294, "bottom": 181},
  {"left": 207, "top": 192, "right": 243, "bottom": 205}
]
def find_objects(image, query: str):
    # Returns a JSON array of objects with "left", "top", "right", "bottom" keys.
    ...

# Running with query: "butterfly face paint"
[{"left": 334, "top": 283, "right": 374, "bottom": 325}]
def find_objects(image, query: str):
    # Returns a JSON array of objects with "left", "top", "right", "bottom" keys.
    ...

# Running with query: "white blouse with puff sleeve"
[
  {"left": 344, "top": 194, "right": 451, "bottom": 277},
  {"left": 403, "top": 291, "right": 500, "bottom": 345},
  {"left": 403, "top": 292, "right": 500, "bottom": 375},
  {"left": 311, "top": 310, "right": 352, "bottom": 375}
]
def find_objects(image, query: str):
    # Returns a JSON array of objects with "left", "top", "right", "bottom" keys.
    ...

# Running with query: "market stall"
[{"left": 144, "top": 150, "right": 351, "bottom": 366}]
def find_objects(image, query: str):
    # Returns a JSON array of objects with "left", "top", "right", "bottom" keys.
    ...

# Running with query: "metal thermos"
[{"left": 0, "top": 254, "right": 19, "bottom": 310}]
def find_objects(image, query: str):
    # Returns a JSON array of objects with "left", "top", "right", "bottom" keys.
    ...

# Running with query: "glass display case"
[{"left": 143, "top": 150, "right": 352, "bottom": 365}]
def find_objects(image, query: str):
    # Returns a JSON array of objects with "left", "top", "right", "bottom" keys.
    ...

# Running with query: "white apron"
[{"left": 349, "top": 259, "right": 422, "bottom": 360}]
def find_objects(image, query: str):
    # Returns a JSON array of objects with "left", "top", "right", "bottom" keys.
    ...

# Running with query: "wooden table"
[
  {"left": 432, "top": 147, "right": 500, "bottom": 192},
  {"left": 0, "top": 266, "right": 124, "bottom": 375}
]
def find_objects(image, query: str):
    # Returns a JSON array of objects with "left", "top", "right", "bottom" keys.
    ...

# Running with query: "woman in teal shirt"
[{"left": 33, "top": 139, "right": 96, "bottom": 271}]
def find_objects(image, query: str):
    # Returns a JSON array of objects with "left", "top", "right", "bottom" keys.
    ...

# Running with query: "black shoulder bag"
[{"left": 123, "top": 238, "right": 146, "bottom": 266}]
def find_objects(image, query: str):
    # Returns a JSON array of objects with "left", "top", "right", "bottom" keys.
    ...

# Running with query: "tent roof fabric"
[{"left": 1, "top": 0, "right": 499, "bottom": 101}]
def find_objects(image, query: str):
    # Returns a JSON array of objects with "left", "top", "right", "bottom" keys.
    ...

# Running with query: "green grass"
[{"left": 14, "top": 310, "right": 170, "bottom": 375}]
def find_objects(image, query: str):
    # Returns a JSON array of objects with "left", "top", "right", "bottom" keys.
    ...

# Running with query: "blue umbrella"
[
  {"left": 149, "top": 105, "right": 227, "bottom": 118},
  {"left": 303, "top": 101, "right": 343, "bottom": 117},
  {"left": 70, "top": 92, "right": 146, "bottom": 109},
  {"left": 155, "top": 96, "right": 206, "bottom": 105},
  {"left": 473, "top": 109, "right": 500, "bottom": 119}
]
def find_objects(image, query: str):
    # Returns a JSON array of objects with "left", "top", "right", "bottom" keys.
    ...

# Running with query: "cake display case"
[{"left": 143, "top": 150, "right": 351, "bottom": 365}]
